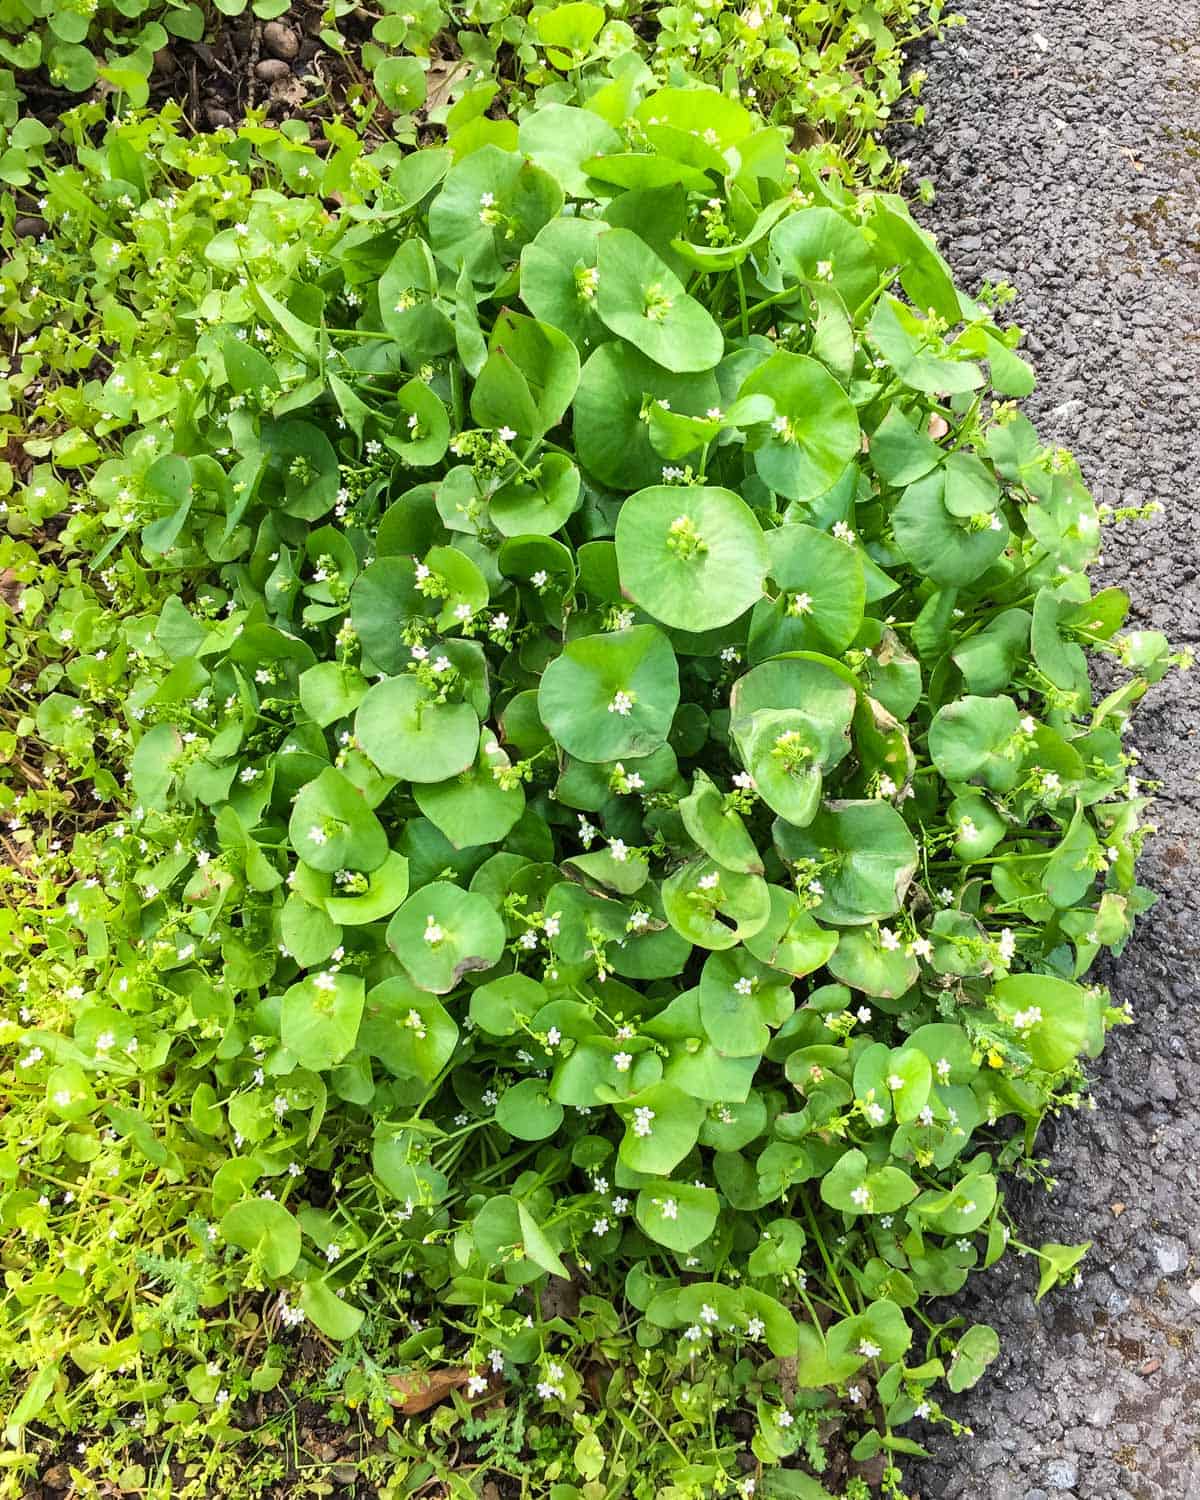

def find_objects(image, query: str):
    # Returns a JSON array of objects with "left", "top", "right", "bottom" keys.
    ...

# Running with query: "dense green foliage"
[
  {"left": 0, "top": 0, "right": 947, "bottom": 183},
  {"left": 0, "top": 6, "right": 1185, "bottom": 1500}
]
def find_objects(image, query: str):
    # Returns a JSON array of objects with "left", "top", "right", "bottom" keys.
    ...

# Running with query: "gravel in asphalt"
[{"left": 892, "top": 3, "right": 1200, "bottom": 1496}]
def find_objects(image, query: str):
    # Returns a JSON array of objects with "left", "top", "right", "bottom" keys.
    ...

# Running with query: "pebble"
[
  {"left": 255, "top": 58, "right": 292, "bottom": 82},
  {"left": 262, "top": 20, "right": 300, "bottom": 59},
  {"left": 1045, "top": 1458, "right": 1079, "bottom": 1489}
]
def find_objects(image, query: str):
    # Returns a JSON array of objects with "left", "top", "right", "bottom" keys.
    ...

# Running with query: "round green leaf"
[
  {"left": 280, "top": 971, "right": 365, "bottom": 1072},
  {"left": 496, "top": 1078, "right": 564, "bottom": 1141},
  {"left": 892, "top": 470, "right": 1010, "bottom": 587},
  {"left": 821, "top": 1148, "right": 918, "bottom": 1217},
  {"left": 614, "top": 485, "right": 768, "bottom": 632},
  {"left": 358, "top": 977, "right": 458, "bottom": 1082},
  {"left": 744, "top": 886, "right": 838, "bottom": 976},
  {"left": 573, "top": 342, "right": 720, "bottom": 490},
  {"left": 595, "top": 229, "right": 722, "bottom": 373},
  {"left": 386, "top": 882, "right": 506, "bottom": 993},
  {"left": 617, "top": 1083, "right": 706, "bottom": 1175},
  {"left": 220, "top": 1199, "right": 302, "bottom": 1278},
  {"left": 774, "top": 800, "right": 918, "bottom": 926},
  {"left": 738, "top": 352, "right": 860, "bottom": 502},
  {"left": 928, "top": 696, "right": 1021, "bottom": 794},
  {"left": 635, "top": 1182, "right": 719, "bottom": 1251},
  {"left": 355, "top": 676, "right": 480, "bottom": 784},
  {"left": 289, "top": 767, "right": 389, "bottom": 874},
  {"left": 414, "top": 732, "right": 525, "bottom": 848},
  {"left": 770, "top": 206, "right": 879, "bottom": 314},
  {"left": 538, "top": 625, "right": 679, "bottom": 763}
]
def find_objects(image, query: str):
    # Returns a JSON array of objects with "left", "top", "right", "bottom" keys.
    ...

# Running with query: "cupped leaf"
[
  {"left": 635, "top": 1181, "right": 719, "bottom": 1251},
  {"left": 220, "top": 1200, "right": 301, "bottom": 1279},
  {"left": 738, "top": 352, "right": 860, "bottom": 502},
  {"left": 281, "top": 971, "right": 365, "bottom": 1072},
  {"left": 573, "top": 342, "right": 721, "bottom": 490}
]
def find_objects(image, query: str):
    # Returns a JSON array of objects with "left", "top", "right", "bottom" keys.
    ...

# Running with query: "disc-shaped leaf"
[
  {"left": 738, "top": 352, "right": 860, "bottom": 502},
  {"left": 699, "top": 950, "right": 795, "bottom": 1058},
  {"left": 661, "top": 858, "right": 771, "bottom": 950},
  {"left": 770, "top": 206, "right": 878, "bottom": 313},
  {"left": 573, "top": 342, "right": 721, "bottom": 490},
  {"left": 470, "top": 309, "right": 580, "bottom": 438},
  {"left": 379, "top": 237, "right": 454, "bottom": 360},
  {"left": 821, "top": 1147, "right": 918, "bottom": 1216},
  {"left": 992, "top": 973, "right": 1103, "bottom": 1072},
  {"left": 220, "top": 1199, "right": 301, "bottom": 1279},
  {"left": 774, "top": 801, "right": 918, "bottom": 926},
  {"left": 617, "top": 1083, "right": 706, "bottom": 1175},
  {"left": 538, "top": 625, "right": 679, "bottom": 763},
  {"left": 595, "top": 229, "right": 722, "bottom": 373},
  {"left": 519, "top": 216, "right": 608, "bottom": 346},
  {"left": 470, "top": 973, "right": 546, "bottom": 1037},
  {"left": 496, "top": 1078, "right": 564, "bottom": 1140},
  {"left": 892, "top": 470, "right": 1009, "bottom": 588},
  {"left": 358, "top": 976, "right": 458, "bottom": 1083},
  {"left": 428, "top": 145, "right": 564, "bottom": 286},
  {"left": 491, "top": 454, "right": 581, "bottom": 536},
  {"left": 386, "top": 882, "right": 506, "bottom": 993},
  {"left": 730, "top": 656, "right": 857, "bottom": 771},
  {"left": 762, "top": 523, "right": 865, "bottom": 654},
  {"left": 826, "top": 930, "right": 918, "bottom": 999},
  {"left": 738, "top": 711, "right": 824, "bottom": 827},
  {"left": 289, "top": 768, "right": 389, "bottom": 874},
  {"left": 355, "top": 676, "right": 479, "bottom": 784},
  {"left": 614, "top": 485, "right": 768, "bottom": 632},
  {"left": 635, "top": 1181, "right": 719, "bottom": 1252},
  {"left": 280, "top": 971, "right": 365, "bottom": 1072},
  {"left": 928, "top": 695, "right": 1021, "bottom": 794}
]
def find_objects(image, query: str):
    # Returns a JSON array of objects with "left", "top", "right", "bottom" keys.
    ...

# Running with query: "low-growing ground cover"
[{"left": 0, "top": 6, "right": 1187, "bottom": 1500}]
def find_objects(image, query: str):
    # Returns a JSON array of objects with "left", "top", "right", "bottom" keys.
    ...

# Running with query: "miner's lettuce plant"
[
  {"left": 0, "top": 0, "right": 952, "bottom": 187},
  {"left": 0, "top": 81, "right": 1185, "bottom": 1500}
]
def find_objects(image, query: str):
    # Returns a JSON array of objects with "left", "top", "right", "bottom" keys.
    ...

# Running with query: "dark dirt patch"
[{"left": 894, "top": 2, "right": 1200, "bottom": 1497}]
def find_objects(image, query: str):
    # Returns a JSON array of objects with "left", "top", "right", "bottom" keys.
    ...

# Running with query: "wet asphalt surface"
[{"left": 889, "top": 2, "right": 1200, "bottom": 1496}]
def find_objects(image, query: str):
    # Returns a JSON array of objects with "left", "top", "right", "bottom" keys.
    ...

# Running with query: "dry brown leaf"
[
  {"left": 425, "top": 58, "right": 473, "bottom": 114},
  {"left": 388, "top": 1366, "right": 471, "bottom": 1414}
]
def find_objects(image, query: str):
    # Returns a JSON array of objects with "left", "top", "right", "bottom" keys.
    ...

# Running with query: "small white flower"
[
  {"left": 466, "top": 1374, "right": 488, "bottom": 1397},
  {"left": 614, "top": 1052, "right": 633, "bottom": 1072},
  {"left": 424, "top": 916, "right": 444, "bottom": 945},
  {"left": 608, "top": 690, "right": 635, "bottom": 716},
  {"left": 858, "top": 1339, "right": 882, "bottom": 1359},
  {"left": 633, "top": 1106, "right": 655, "bottom": 1137},
  {"left": 879, "top": 927, "right": 900, "bottom": 951},
  {"left": 498, "top": 426, "right": 517, "bottom": 443}
]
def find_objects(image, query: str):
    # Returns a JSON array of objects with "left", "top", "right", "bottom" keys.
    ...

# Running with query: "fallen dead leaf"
[
  {"left": 927, "top": 413, "right": 950, "bottom": 441},
  {"left": 425, "top": 57, "right": 472, "bottom": 114},
  {"left": 388, "top": 1366, "right": 471, "bottom": 1414},
  {"left": 1111, "top": 1202, "right": 1126, "bottom": 1216}
]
